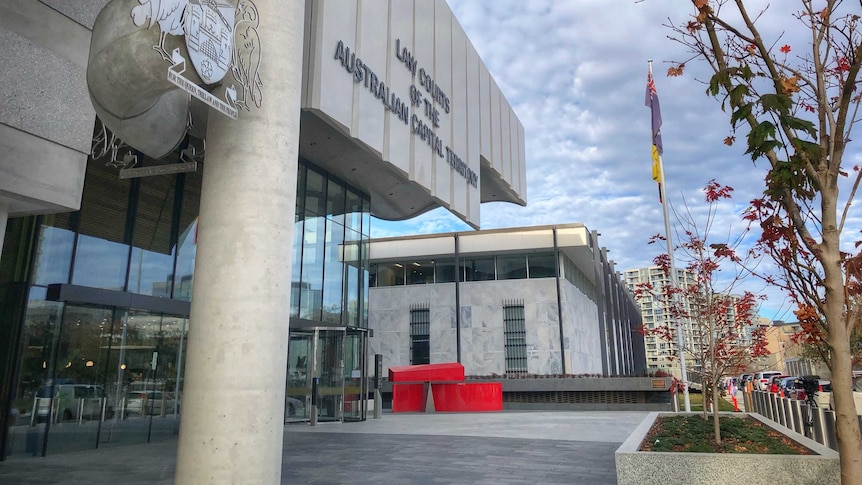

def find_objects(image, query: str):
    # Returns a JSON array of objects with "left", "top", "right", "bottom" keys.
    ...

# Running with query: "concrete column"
[{"left": 174, "top": 1, "right": 305, "bottom": 483}]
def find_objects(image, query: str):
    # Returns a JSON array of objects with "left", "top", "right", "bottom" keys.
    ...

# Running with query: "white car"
[
  {"left": 754, "top": 371, "right": 783, "bottom": 391},
  {"left": 830, "top": 377, "right": 862, "bottom": 414},
  {"left": 124, "top": 391, "right": 178, "bottom": 417}
]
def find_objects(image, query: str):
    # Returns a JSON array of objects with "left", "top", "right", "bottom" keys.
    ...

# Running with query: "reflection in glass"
[
  {"left": 497, "top": 253, "right": 527, "bottom": 280},
  {"left": 463, "top": 256, "right": 495, "bottom": 282},
  {"left": 45, "top": 305, "right": 113, "bottom": 455},
  {"left": 407, "top": 260, "right": 434, "bottom": 285},
  {"left": 344, "top": 190, "right": 362, "bottom": 233},
  {"left": 32, "top": 221, "right": 75, "bottom": 286},
  {"left": 434, "top": 258, "right": 457, "bottom": 283},
  {"left": 343, "top": 229, "right": 362, "bottom": 326},
  {"left": 72, "top": 236, "right": 130, "bottom": 291},
  {"left": 375, "top": 263, "right": 405, "bottom": 286},
  {"left": 299, "top": 216, "right": 325, "bottom": 320},
  {"left": 321, "top": 220, "right": 345, "bottom": 324},
  {"left": 528, "top": 252, "right": 556, "bottom": 278},
  {"left": 173, "top": 170, "right": 202, "bottom": 301},
  {"left": 304, "top": 166, "right": 326, "bottom": 217},
  {"left": 128, "top": 175, "right": 177, "bottom": 297},
  {"left": 326, "top": 178, "right": 345, "bottom": 227}
]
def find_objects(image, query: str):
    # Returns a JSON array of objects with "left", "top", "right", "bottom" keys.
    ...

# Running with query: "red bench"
[{"left": 388, "top": 362, "right": 502, "bottom": 413}]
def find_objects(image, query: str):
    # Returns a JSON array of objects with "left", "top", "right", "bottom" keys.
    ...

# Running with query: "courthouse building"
[
  {"left": 0, "top": 0, "right": 525, "bottom": 461},
  {"left": 368, "top": 224, "right": 645, "bottom": 379}
]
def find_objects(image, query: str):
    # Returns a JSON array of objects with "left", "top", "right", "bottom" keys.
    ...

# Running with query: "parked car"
[
  {"left": 124, "top": 391, "right": 178, "bottom": 417},
  {"left": 285, "top": 396, "right": 306, "bottom": 419},
  {"left": 787, "top": 376, "right": 831, "bottom": 408},
  {"left": 777, "top": 376, "right": 799, "bottom": 398},
  {"left": 754, "top": 371, "right": 783, "bottom": 391},
  {"left": 768, "top": 375, "right": 788, "bottom": 393},
  {"left": 738, "top": 373, "right": 753, "bottom": 390},
  {"left": 830, "top": 377, "right": 862, "bottom": 414},
  {"left": 34, "top": 384, "right": 114, "bottom": 423}
]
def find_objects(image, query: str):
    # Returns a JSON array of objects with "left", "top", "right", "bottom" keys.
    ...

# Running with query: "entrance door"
[
  {"left": 343, "top": 329, "right": 367, "bottom": 421},
  {"left": 314, "top": 329, "right": 344, "bottom": 422},
  {"left": 285, "top": 327, "right": 367, "bottom": 423},
  {"left": 286, "top": 331, "right": 313, "bottom": 422}
]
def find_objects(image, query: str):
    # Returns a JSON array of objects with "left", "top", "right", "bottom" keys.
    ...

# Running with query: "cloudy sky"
[{"left": 371, "top": 1, "right": 862, "bottom": 321}]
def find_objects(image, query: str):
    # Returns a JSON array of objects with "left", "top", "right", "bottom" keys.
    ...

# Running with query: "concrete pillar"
[{"left": 174, "top": 1, "right": 305, "bottom": 483}]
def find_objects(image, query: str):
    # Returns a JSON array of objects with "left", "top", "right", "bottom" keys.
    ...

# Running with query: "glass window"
[
  {"left": 321, "top": 220, "right": 345, "bottom": 324},
  {"left": 129, "top": 174, "right": 177, "bottom": 297},
  {"left": 375, "top": 263, "right": 405, "bottom": 286},
  {"left": 71, "top": 162, "right": 133, "bottom": 291},
  {"left": 32, "top": 214, "right": 76, "bottom": 286},
  {"left": 462, "top": 256, "right": 495, "bottom": 282},
  {"left": 295, "top": 161, "right": 306, "bottom": 219},
  {"left": 361, "top": 196, "right": 371, "bottom": 238},
  {"left": 299, "top": 216, "right": 325, "bottom": 320},
  {"left": 345, "top": 189, "right": 362, "bottom": 233},
  {"left": 528, "top": 252, "right": 556, "bottom": 278},
  {"left": 326, "top": 178, "right": 346, "bottom": 226},
  {"left": 290, "top": 218, "right": 304, "bottom": 317},
  {"left": 343, "top": 229, "right": 362, "bottom": 326},
  {"left": 434, "top": 258, "right": 457, "bottom": 283},
  {"left": 410, "top": 306, "right": 430, "bottom": 365},
  {"left": 304, "top": 166, "right": 326, "bottom": 217},
  {"left": 173, "top": 170, "right": 201, "bottom": 301},
  {"left": 407, "top": 261, "right": 434, "bottom": 285},
  {"left": 504, "top": 303, "right": 527, "bottom": 374},
  {"left": 496, "top": 253, "right": 527, "bottom": 280}
]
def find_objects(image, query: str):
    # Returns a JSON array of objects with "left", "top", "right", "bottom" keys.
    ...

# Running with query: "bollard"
[
  {"left": 373, "top": 388, "right": 382, "bottom": 419},
  {"left": 310, "top": 377, "right": 319, "bottom": 426},
  {"left": 373, "top": 354, "right": 382, "bottom": 419}
]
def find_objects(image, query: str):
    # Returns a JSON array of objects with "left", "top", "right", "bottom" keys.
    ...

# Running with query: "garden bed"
[{"left": 615, "top": 412, "right": 838, "bottom": 485}]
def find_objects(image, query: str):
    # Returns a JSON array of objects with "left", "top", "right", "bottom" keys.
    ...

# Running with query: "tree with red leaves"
[
  {"left": 667, "top": 2, "right": 862, "bottom": 481},
  {"left": 636, "top": 180, "right": 768, "bottom": 445}
]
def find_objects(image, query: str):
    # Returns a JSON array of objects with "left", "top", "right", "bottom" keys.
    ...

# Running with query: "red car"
[{"left": 768, "top": 375, "right": 789, "bottom": 394}]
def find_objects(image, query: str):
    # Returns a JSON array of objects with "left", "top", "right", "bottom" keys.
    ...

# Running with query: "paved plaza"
[{"left": 0, "top": 411, "right": 649, "bottom": 484}]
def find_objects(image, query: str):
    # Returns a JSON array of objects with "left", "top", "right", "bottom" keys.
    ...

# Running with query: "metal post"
[
  {"left": 373, "top": 354, "right": 382, "bottom": 419},
  {"left": 310, "top": 377, "right": 319, "bottom": 426}
]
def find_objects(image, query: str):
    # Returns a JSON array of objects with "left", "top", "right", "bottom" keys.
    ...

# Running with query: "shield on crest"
[{"left": 184, "top": 1, "right": 236, "bottom": 85}]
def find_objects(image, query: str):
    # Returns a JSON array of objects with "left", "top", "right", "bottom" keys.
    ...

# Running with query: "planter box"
[{"left": 615, "top": 412, "right": 839, "bottom": 485}]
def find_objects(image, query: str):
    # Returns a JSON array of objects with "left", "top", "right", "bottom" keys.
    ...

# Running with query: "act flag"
[{"left": 645, "top": 70, "right": 662, "bottom": 186}]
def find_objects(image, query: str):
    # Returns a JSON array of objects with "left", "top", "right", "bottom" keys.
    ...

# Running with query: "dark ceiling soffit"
[{"left": 45, "top": 284, "right": 191, "bottom": 317}]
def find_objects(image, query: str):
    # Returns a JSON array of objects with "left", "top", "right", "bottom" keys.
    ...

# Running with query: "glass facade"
[
  {"left": 0, "top": 147, "right": 371, "bottom": 458},
  {"left": 370, "top": 251, "right": 559, "bottom": 287}
]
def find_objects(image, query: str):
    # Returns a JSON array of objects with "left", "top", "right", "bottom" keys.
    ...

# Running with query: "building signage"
[
  {"left": 130, "top": 0, "right": 263, "bottom": 119},
  {"left": 119, "top": 162, "right": 198, "bottom": 179},
  {"left": 168, "top": 50, "right": 239, "bottom": 119},
  {"left": 334, "top": 39, "right": 478, "bottom": 188}
]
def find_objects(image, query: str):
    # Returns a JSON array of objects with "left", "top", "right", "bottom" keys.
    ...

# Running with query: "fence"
[{"left": 746, "top": 390, "right": 862, "bottom": 451}]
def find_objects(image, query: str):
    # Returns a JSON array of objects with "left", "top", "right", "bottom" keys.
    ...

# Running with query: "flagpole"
[{"left": 648, "top": 60, "right": 691, "bottom": 412}]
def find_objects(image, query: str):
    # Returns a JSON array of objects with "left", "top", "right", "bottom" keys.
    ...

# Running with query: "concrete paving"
[{"left": 0, "top": 411, "right": 650, "bottom": 484}]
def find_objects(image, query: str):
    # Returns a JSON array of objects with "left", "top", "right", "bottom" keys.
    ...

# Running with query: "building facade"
[
  {"left": 368, "top": 224, "right": 646, "bottom": 378},
  {"left": 623, "top": 266, "right": 695, "bottom": 377},
  {"left": 0, "top": 0, "right": 525, "bottom": 463}
]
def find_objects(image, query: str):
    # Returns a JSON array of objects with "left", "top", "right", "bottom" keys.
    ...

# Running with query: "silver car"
[{"left": 124, "top": 391, "right": 178, "bottom": 417}]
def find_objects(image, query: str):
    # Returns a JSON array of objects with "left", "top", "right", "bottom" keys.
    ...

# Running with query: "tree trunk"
[
  {"left": 821, "top": 191, "right": 862, "bottom": 485},
  {"left": 712, "top": 384, "right": 722, "bottom": 445}
]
